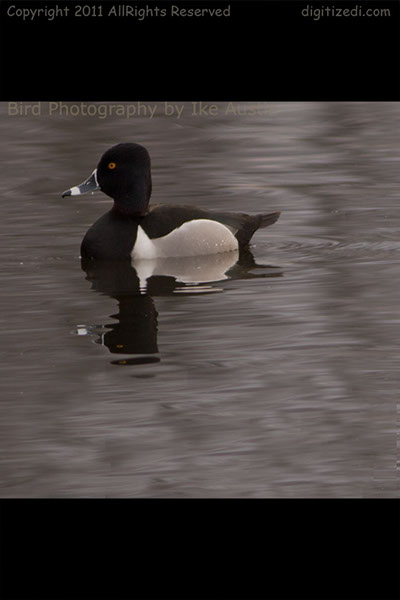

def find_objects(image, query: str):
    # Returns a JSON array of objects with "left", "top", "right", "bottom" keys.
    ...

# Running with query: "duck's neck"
[
  {"left": 112, "top": 200, "right": 148, "bottom": 217},
  {"left": 112, "top": 180, "right": 151, "bottom": 217}
]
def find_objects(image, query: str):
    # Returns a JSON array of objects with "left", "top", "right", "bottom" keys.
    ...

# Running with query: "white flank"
[{"left": 131, "top": 219, "right": 239, "bottom": 260}]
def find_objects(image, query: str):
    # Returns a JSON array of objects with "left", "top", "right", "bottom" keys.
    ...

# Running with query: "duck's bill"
[{"left": 62, "top": 169, "right": 99, "bottom": 197}]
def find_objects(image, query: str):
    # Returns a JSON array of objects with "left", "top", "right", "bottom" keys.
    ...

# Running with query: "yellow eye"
[{"left": 108, "top": 162, "right": 116, "bottom": 169}]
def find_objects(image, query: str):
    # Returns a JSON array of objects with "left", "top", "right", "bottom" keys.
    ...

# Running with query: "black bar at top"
[{"left": 0, "top": 1, "right": 399, "bottom": 100}]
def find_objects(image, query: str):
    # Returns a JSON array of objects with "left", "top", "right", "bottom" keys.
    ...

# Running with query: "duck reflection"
[{"left": 80, "top": 250, "right": 282, "bottom": 365}]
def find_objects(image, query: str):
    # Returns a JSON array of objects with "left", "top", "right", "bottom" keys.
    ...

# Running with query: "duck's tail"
[
  {"left": 258, "top": 211, "right": 281, "bottom": 229},
  {"left": 234, "top": 210, "right": 280, "bottom": 247}
]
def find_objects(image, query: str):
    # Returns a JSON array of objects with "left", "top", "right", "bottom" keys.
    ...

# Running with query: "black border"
[
  {"left": 1, "top": 2, "right": 399, "bottom": 599},
  {"left": 0, "top": 0, "right": 399, "bottom": 100},
  {"left": 1, "top": 499, "right": 399, "bottom": 600}
]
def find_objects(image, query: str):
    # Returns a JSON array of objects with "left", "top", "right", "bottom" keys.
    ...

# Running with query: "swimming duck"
[{"left": 62, "top": 143, "right": 280, "bottom": 260}]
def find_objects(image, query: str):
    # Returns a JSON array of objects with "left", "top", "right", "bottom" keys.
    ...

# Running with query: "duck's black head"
[
  {"left": 98, "top": 143, "right": 152, "bottom": 215},
  {"left": 62, "top": 143, "right": 152, "bottom": 217}
]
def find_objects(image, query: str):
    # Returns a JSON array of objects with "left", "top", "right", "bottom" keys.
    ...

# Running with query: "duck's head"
[{"left": 62, "top": 143, "right": 152, "bottom": 216}]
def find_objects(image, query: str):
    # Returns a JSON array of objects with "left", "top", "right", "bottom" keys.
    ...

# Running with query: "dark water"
[{"left": 1, "top": 102, "right": 398, "bottom": 497}]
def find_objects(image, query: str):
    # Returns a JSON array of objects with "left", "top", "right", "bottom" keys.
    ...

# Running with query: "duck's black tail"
[
  {"left": 235, "top": 211, "right": 281, "bottom": 247},
  {"left": 258, "top": 211, "right": 281, "bottom": 229}
]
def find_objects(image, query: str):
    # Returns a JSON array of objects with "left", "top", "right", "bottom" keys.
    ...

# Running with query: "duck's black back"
[{"left": 141, "top": 205, "right": 280, "bottom": 246}]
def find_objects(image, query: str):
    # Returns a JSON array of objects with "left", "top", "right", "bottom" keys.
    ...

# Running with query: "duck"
[{"left": 62, "top": 143, "right": 280, "bottom": 260}]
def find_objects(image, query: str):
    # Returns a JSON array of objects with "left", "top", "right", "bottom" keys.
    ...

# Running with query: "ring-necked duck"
[{"left": 62, "top": 143, "right": 280, "bottom": 260}]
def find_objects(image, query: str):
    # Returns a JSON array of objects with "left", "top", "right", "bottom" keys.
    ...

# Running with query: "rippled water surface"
[{"left": 0, "top": 102, "right": 398, "bottom": 497}]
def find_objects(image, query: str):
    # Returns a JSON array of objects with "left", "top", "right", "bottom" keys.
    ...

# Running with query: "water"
[{"left": 0, "top": 102, "right": 398, "bottom": 497}]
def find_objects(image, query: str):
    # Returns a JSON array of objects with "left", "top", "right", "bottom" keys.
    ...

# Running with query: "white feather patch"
[{"left": 131, "top": 219, "right": 238, "bottom": 260}]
